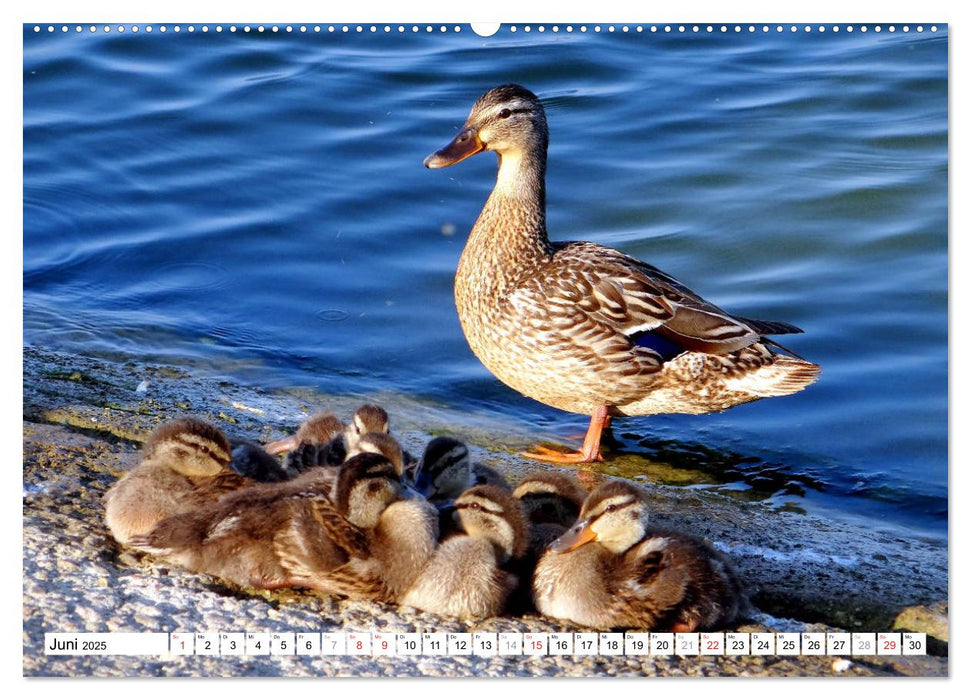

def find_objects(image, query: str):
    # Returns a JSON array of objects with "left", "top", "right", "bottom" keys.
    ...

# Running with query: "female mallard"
[{"left": 424, "top": 84, "right": 819, "bottom": 463}]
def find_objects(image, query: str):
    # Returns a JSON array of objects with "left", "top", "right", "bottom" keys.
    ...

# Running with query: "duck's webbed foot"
[
  {"left": 521, "top": 444, "right": 603, "bottom": 464},
  {"left": 521, "top": 406, "right": 611, "bottom": 464}
]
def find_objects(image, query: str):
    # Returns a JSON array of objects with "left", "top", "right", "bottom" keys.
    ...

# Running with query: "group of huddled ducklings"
[{"left": 104, "top": 405, "right": 746, "bottom": 631}]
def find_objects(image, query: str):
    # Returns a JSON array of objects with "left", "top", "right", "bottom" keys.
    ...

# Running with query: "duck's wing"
[
  {"left": 274, "top": 494, "right": 370, "bottom": 564},
  {"left": 522, "top": 241, "right": 792, "bottom": 357},
  {"left": 273, "top": 493, "right": 375, "bottom": 595}
]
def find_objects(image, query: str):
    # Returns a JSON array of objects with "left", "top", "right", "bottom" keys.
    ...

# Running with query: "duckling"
[
  {"left": 276, "top": 453, "right": 438, "bottom": 601},
  {"left": 267, "top": 405, "right": 390, "bottom": 472},
  {"left": 228, "top": 431, "right": 410, "bottom": 501},
  {"left": 126, "top": 454, "right": 413, "bottom": 592},
  {"left": 103, "top": 418, "right": 248, "bottom": 545},
  {"left": 533, "top": 479, "right": 744, "bottom": 631},
  {"left": 424, "top": 84, "right": 819, "bottom": 463},
  {"left": 268, "top": 410, "right": 347, "bottom": 472},
  {"left": 345, "top": 431, "right": 407, "bottom": 475},
  {"left": 512, "top": 471, "right": 588, "bottom": 556},
  {"left": 401, "top": 484, "right": 528, "bottom": 620},
  {"left": 505, "top": 472, "right": 588, "bottom": 614},
  {"left": 412, "top": 436, "right": 509, "bottom": 504},
  {"left": 227, "top": 412, "right": 347, "bottom": 483},
  {"left": 229, "top": 440, "right": 293, "bottom": 483}
]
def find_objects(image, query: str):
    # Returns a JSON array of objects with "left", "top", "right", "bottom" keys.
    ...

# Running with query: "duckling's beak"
[
  {"left": 424, "top": 127, "right": 484, "bottom": 168},
  {"left": 548, "top": 519, "right": 598, "bottom": 553}
]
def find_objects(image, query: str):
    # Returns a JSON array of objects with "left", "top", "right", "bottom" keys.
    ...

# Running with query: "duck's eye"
[
  {"left": 498, "top": 108, "right": 512, "bottom": 119},
  {"left": 605, "top": 504, "right": 619, "bottom": 513},
  {"left": 467, "top": 502, "right": 482, "bottom": 511}
]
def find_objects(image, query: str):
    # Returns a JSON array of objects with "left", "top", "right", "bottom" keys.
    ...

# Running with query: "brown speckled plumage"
[
  {"left": 425, "top": 84, "right": 819, "bottom": 460},
  {"left": 126, "top": 454, "right": 429, "bottom": 595}
]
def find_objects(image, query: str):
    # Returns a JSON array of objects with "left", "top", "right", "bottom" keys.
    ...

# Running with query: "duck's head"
[
  {"left": 294, "top": 411, "right": 345, "bottom": 445},
  {"left": 412, "top": 436, "right": 473, "bottom": 501},
  {"left": 334, "top": 453, "right": 405, "bottom": 529},
  {"left": 512, "top": 472, "right": 587, "bottom": 527},
  {"left": 345, "top": 431, "right": 406, "bottom": 475},
  {"left": 143, "top": 418, "right": 232, "bottom": 477},
  {"left": 450, "top": 484, "right": 529, "bottom": 562},
  {"left": 424, "top": 84, "right": 548, "bottom": 169},
  {"left": 343, "top": 404, "right": 390, "bottom": 452},
  {"left": 549, "top": 480, "right": 650, "bottom": 555}
]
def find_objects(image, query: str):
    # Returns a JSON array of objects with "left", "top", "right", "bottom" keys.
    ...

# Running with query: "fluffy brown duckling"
[
  {"left": 266, "top": 405, "right": 390, "bottom": 472},
  {"left": 401, "top": 484, "right": 528, "bottom": 620},
  {"left": 126, "top": 453, "right": 423, "bottom": 593},
  {"left": 506, "top": 472, "right": 588, "bottom": 613},
  {"left": 229, "top": 439, "right": 294, "bottom": 483},
  {"left": 266, "top": 404, "right": 388, "bottom": 456},
  {"left": 532, "top": 479, "right": 744, "bottom": 631},
  {"left": 345, "top": 432, "right": 408, "bottom": 474},
  {"left": 276, "top": 452, "right": 438, "bottom": 602},
  {"left": 412, "top": 436, "right": 508, "bottom": 504},
  {"left": 513, "top": 471, "right": 589, "bottom": 555},
  {"left": 103, "top": 418, "right": 248, "bottom": 545}
]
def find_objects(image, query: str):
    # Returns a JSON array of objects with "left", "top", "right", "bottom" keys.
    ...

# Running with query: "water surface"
[{"left": 23, "top": 24, "right": 948, "bottom": 536}]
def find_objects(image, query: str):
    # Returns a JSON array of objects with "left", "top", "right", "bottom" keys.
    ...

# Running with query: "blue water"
[{"left": 23, "top": 24, "right": 948, "bottom": 536}]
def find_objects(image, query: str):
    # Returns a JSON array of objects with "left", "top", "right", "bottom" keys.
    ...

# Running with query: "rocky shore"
[{"left": 22, "top": 346, "right": 948, "bottom": 677}]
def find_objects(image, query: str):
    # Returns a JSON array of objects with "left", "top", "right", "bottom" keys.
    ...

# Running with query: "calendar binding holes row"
[
  {"left": 44, "top": 631, "right": 927, "bottom": 657},
  {"left": 31, "top": 24, "right": 941, "bottom": 35}
]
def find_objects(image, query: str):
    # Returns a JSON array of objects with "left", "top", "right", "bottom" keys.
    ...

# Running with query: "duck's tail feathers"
[{"left": 761, "top": 354, "right": 821, "bottom": 395}]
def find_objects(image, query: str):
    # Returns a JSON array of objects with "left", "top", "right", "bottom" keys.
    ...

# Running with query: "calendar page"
[{"left": 22, "top": 10, "right": 949, "bottom": 680}]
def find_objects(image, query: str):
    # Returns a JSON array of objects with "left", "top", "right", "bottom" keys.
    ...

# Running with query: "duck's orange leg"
[{"left": 522, "top": 406, "right": 610, "bottom": 464}]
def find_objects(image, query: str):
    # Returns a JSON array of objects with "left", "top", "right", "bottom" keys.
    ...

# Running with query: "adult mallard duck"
[{"left": 424, "top": 84, "right": 820, "bottom": 463}]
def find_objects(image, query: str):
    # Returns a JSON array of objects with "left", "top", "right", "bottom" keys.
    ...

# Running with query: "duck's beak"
[
  {"left": 548, "top": 519, "right": 598, "bottom": 553},
  {"left": 424, "top": 127, "right": 484, "bottom": 168}
]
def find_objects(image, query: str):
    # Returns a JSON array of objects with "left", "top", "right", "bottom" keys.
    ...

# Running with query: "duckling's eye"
[
  {"left": 605, "top": 504, "right": 619, "bottom": 513},
  {"left": 467, "top": 502, "right": 482, "bottom": 511},
  {"left": 498, "top": 108, "right": 512, "bottom": 119}
]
